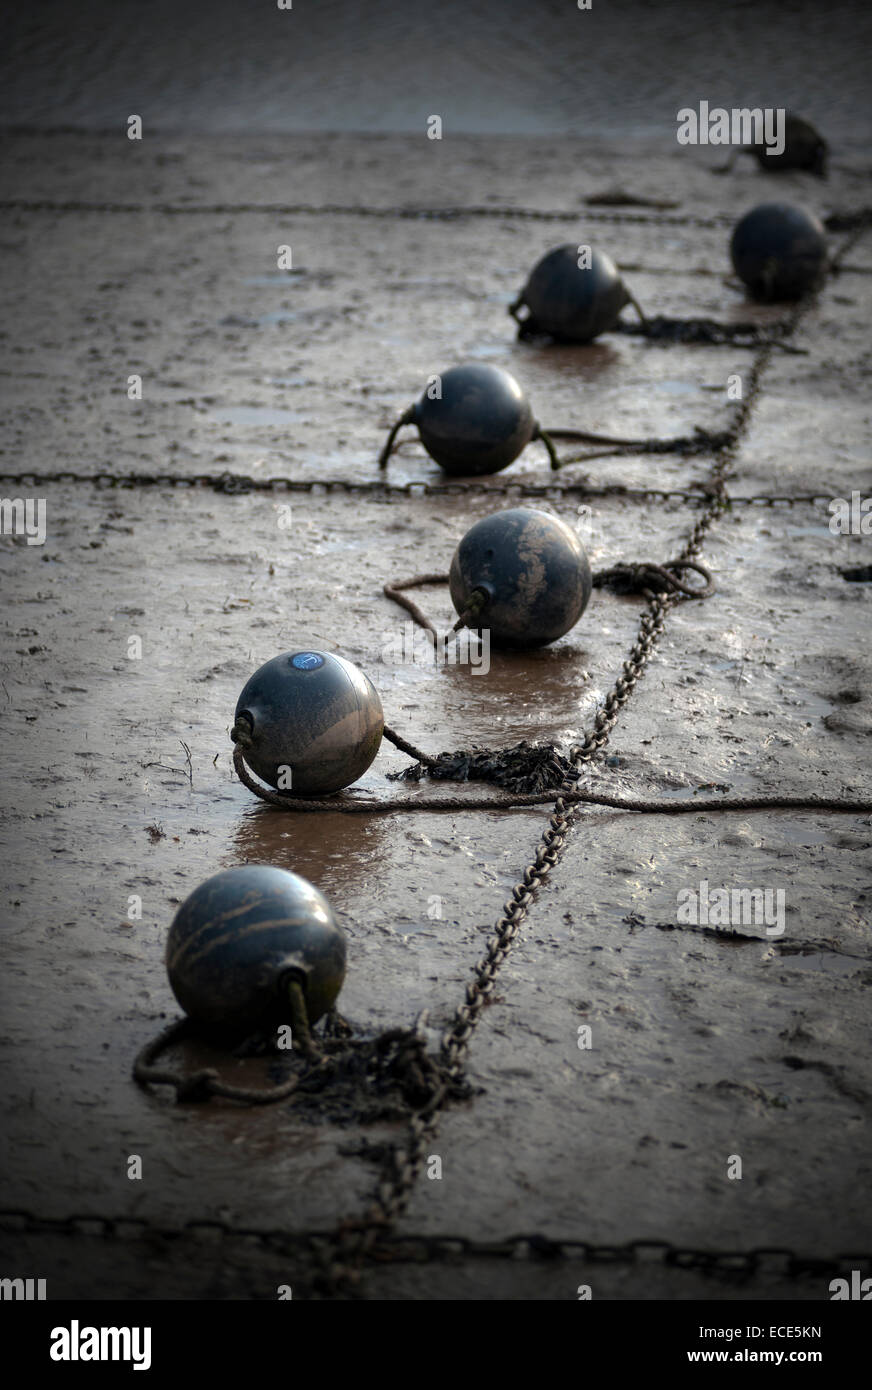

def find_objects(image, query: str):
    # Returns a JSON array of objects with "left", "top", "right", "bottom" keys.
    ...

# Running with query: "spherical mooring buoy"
[
  {"left": 730, "top": 202, "right": 827, "bottom": 301},
  {"left": 232, "top": 650, "right": 384, "bottom": 796},
  {"left": 510, "top": 243, "right": 639, "bottom": 343},
  {"left": 379, "top": 363, "right": 543, "bottom": 475},
  {"left": 166, "top": 864, "right": 347, "bottom": 1034},
  {"left": 448, "top": 507, "right": 592, "bottom": 649}
]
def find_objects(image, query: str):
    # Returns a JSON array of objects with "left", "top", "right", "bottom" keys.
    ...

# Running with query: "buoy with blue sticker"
[{"left": 231, "top": 649, "right": 384, "bottom": 796}]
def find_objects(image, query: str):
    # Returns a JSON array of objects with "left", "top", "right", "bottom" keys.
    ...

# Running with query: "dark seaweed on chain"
[
  {"left": 614, "top": 315, "right": 801, "bottom": 349},
  {"left": 268, "top": 1031, "right": 474, "bottom": 1129},
  {"left": 823, "top": 208, "right": 872, "bottom": 232},
  {"left": 388, "top": 739, "right": 575, "bottom": 794}
]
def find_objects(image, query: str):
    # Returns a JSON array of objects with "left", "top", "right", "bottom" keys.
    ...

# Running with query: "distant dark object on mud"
[
  {"left": 716, "top": 113, "right": 828, "bottom": 178},
  {"left": 730, "top": 202, "right": 828, "bottom": 301},
  {"left": 585, "top": 189, "right": 681, "bottom": 210}
]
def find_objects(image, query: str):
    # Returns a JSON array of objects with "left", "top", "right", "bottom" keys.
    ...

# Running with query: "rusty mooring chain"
[
  {"left": 0, "top": 466, "right": 846, "bottom": 509},
  {"left": 3, "top": 199, "right": 866, "bottom": 235},
  {"left": 0, "top": 197, "right": 736, "bottom": 228},
  {"left": 1, "top": 1207, "right": 866, "bottom": 1282},
  {"left": 1, "top": 1212, "right": 867, "bottom": 1284}
]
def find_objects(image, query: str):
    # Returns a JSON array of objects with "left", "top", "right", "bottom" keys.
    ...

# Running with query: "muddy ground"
[{"left": 0, "top": 129, "right": 870, "bottom": 1300}]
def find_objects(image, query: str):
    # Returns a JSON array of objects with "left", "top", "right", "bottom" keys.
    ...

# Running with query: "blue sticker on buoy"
[{"left": 291, "top": 652, "right": 325, "bottom": 671}]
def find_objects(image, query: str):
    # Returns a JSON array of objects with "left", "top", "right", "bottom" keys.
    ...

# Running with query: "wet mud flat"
[{"left": 0, "top": 132, "right": 870, "bottom": 1300}]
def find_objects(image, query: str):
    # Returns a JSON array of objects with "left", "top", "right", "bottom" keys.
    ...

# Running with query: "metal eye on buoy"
[
  {"left": 232, "top": 649, "right": 384, "bottom": 796},
  {"left": 378, "top": 361, "right": 659, "bottom": 476},
  {"left": 510, "top": 243, "right": 646, "bottom": 343},
  {"left": 449, "top": 507, "right": 593, "bottom": 649},
  {"left": 730, "top": 202, "right": 827, "bottom": 301},
  {"left": 166, "top": 865, "right": 347, "bottom": 1036}
]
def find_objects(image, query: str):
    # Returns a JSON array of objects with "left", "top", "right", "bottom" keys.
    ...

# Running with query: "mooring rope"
[{"left": 233, "top": 745, "right": 871, "bottom": 816}]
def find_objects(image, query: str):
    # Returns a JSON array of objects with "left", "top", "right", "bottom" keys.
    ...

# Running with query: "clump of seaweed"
[{"left": 388, "top": 739, "right": 575, "bottom": 794}]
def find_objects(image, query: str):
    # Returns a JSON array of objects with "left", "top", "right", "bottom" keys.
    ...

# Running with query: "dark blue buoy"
[
  {"left": 379, "top": 363, "right": 550, "bottom": 475},
  {"left": 510, "top": 244, "right": 641, "bottom": 342},
  {"left": 233, "top": 650, "right": 383, "bottom": 795},
  {"left": 166, "top": 865, "right": 346, "bottom": 1033},
  {"left": 449, "top": 508, "right": 592, "bottom": 648},
  {"left": 730, "top": 202, "right": 827, "bottom": 301}
]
